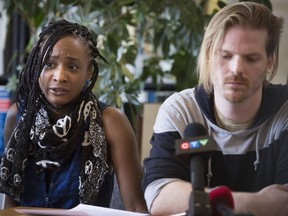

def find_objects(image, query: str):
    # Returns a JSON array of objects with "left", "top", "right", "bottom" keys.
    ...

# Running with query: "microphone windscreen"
[
  {"left": 184, "top": 123, "right": 207, "bottom": 139},
  {"left": 209, "top": 186, "right": 234, "bottom": 216}
]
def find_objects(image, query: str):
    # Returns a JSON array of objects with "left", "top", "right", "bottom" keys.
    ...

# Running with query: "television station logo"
[
  {"left": 179, "top": 138, "right": 209, "bottom": 150},
  {"left": 175, "top": 135, "right": 215, "bottom": 155}
]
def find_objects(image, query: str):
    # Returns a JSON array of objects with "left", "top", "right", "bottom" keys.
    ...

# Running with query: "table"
[
  {"left": 0, "top": 207, "right": 32, "bottom": 216},
  {"left": 0, "top": 205, "right": 151, "bottom": 216},
  {"left": 0, "top": 206, "right": 85, "bottom": 216}
]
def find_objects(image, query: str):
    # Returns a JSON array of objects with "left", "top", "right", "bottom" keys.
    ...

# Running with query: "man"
[{"left": 142, "top": 2, "right": 288, "bottom": 216}]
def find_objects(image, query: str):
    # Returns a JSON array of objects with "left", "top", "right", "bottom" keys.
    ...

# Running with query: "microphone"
[
  {"left": 209, "top": 186, "right": 254, "bottom": 216},
  {"left": 175, "top": 123, "right": 215, "bottom": 191},
  {"left": 175, "top": 123, "right": 254, "bottom": 216},
  {"left": 209, "top": 186, "right": 234, "bottom": 216},
  {"left": 175, "top": 123, "right": 214, "bottom": 215}
]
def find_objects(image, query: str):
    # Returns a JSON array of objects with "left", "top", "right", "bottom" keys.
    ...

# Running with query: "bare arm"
[
  {"left": 150, "top": 180, "right": 191, "bottom": 216},
  {"left": 233, "top": 184, "right": 288, "bottom": 216},
  {"left": 3, "top": 103, "right": 20, "bottom": 208},
  {"left": 102, "top": 107, "right": 148, "bottom": 213},
  {"left": 150, "top": 181, "right": 288, "bottom": 216}
]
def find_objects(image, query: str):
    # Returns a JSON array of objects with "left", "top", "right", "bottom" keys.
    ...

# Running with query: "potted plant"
[{"left": 2, "top": 0, "right": 272, "bottom": 115}]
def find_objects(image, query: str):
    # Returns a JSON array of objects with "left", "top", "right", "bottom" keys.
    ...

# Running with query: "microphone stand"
[
  {"left": 186, "top": 189, "right": 212, "bottom": 216},
  {"left": 177, "top": 124, "right": 254, "bottom": 216},
  {"left": 186, "top": 155, "right": 212, "bottom": 216},
  {"left": 186, "top": 190, "right": 255, "bottom": 216},
  {"left": 186, "top": 156, "right": 255, "bottom": 216}
]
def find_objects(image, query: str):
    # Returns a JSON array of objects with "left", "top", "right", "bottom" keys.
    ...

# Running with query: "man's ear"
[{"left": 267, "top": 54, "right": 274, "bottom": 69}]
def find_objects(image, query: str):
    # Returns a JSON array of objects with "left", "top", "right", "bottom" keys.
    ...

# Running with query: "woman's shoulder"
[
  {"left": 98, "top": 100, "right": 110, "bottom": 111},
  {"left": 100, "top": 104, "right": 132, "bottom": 139},
  {"left": 5, "top": 103, "right": 19, "bottom": 122},
  {"left": 98, "top": 100, "right": 125, "bottom": 120}
]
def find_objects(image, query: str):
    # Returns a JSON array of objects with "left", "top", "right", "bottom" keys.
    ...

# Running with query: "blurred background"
[{"left": 0, "top": 0, "right": 287, "bottom": 160}]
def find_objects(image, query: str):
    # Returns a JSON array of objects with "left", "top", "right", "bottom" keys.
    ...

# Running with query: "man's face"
[{"left": 211, "top": 26, "right": 272, "bottom": 103}]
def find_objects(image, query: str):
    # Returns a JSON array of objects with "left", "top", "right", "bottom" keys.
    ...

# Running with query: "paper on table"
[
  {"left": 15, "top": 208, "right": 86, "bottom": 216},
  {"left": 170, "top": 213, "right": 186, "bottom": 216},
  {"left": 15, "top": 204, "right": 150, "bottom": 216},
  {"left": 70, "top": 204, "right": 149, "bottom": 216}
]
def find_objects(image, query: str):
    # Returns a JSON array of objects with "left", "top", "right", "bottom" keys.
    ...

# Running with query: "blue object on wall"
[{"left": 0, "top": 86, "right": 10, "bottom": 156}]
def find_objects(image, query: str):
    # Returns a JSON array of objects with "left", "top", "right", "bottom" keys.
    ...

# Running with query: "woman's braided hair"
[{"left": 15, "top": 19, "right": 106, "bottom": 154}]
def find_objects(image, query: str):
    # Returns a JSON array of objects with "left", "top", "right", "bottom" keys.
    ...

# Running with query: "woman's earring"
[{"left": 82, "top": 80, "right": 90, "bottom": 93}]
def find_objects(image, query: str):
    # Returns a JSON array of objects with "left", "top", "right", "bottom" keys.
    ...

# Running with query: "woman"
[{"left": 0, "top": 19, "right": 147, "bottom": 213}]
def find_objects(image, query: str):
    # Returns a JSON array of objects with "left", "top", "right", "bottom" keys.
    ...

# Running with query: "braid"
[{"left": 15, "top": 19, "right": 106, "bottom": 153}]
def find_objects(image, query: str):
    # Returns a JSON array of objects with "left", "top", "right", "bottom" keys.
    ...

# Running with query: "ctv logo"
[{"left": 180, "top": 139, "right": 209, "bottom": 150}]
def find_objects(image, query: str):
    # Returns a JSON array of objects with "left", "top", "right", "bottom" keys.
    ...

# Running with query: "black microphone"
[
  {"left": 175, "top": 122, "right": 214, "bottom": 216},
  {"left": 175, "top": 123, "right": 254, "bottom": 216},
  {"left": 175, "top": 123, "right": 215, "bottom": 191}
]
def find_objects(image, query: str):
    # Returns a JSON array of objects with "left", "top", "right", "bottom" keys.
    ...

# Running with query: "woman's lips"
[{"left": 49, "top": 87, "right": 69, "bottom": 95}]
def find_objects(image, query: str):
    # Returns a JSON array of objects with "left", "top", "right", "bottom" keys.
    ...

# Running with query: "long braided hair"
[
  {"left": 14, "top": 19, "right": 106, "bottom": 165},
  {"left": 1, "top": 20, "right": 109, "bottom": 203}
]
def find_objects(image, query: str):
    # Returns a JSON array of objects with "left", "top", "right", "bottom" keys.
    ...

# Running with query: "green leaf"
[
  {"left": 88, "top": 22, "right": 105, "bottom": 35},
  {"left": 121, "top": 64, "right": 134, "bottom": 80}
]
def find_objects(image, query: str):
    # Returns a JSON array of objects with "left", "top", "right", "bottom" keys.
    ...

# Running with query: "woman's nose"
[{"left": 53, "top": 66, "right": 67, "bottom": 83}]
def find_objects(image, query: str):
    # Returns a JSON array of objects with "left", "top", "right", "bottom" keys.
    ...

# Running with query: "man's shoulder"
[
  {"left": 265, "top": 84, "right": 288, "bottom": 94},
  {"left": 163, "top": 88, "right": 196, "bottom": 105},
  {"left": 256, "top": 84, "right": 288, "bottom": 125},
  {"left": 263, "top": 84, "right": 288, "bottom": 104}
]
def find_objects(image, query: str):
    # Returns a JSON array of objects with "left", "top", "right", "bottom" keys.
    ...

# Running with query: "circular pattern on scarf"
[{"left": 0, "top": 167, "right": 9, "bottom": 181}]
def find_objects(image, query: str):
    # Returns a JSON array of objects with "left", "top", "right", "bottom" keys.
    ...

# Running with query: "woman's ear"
[
  {"left": 87, "top": 63, "right": 93, "bottom": 80},
  {"left": 82, "top": 80, "right": 90, "bottom": 93}
]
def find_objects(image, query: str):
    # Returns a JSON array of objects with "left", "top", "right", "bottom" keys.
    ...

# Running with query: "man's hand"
[{"left": 233, "top": 184, "right": 288, "bottom": 216}]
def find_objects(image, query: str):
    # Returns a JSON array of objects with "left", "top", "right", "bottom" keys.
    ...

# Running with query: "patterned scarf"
[{"left": 0, "top": 94, "right": 108, "bottom": 204}]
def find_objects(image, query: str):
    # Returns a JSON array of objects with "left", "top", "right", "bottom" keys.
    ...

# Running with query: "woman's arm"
[
  {"left": 3, "top": 103, "right": 20, "bottom": 208},
  {"left": 3, "top": 195, "right": 19, "bottom": 209},
  {"left": 102, "top": 107, "right": 148, "bottom": 213}
]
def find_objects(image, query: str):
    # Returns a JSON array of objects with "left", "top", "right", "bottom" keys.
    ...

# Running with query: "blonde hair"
[{"left": 197, "top": 2, "right": 284, "bottom": 94}]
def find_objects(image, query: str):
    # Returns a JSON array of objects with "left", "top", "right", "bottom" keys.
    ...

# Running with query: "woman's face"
[{"left": 39, "top": 35, "right": 91, "bottom": 109}]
